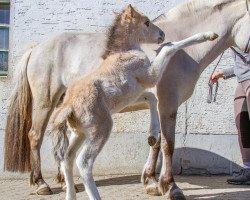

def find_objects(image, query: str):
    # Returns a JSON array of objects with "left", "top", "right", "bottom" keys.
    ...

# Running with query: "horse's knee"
[
  {"left": 76, "top": 156, "right": 91, "bottom": 178},
  {"left": 76, "top": 155, "right": 85, "bottom": 171}
]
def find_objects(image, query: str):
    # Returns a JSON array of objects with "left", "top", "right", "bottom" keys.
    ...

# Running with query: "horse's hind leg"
[
  {"left": 28, "top": 105, "right": 54, "bottom": 194},
  {"left": 76, "top": 117, "right": 112, "bottom": 200},
  {"left": 28, "top": 89, "right": 64, "bottom": 194}
]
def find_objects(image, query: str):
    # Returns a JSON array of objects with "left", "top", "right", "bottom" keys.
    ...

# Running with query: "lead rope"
[
  {"left": 207, "top": 0, "right": 249, "bottom": 103},
  {"left": 207, "top": 51, "right": 225, "bottom": 103},
  {"left": 247, "top": 0, "right": 250, "bottom": 15}
]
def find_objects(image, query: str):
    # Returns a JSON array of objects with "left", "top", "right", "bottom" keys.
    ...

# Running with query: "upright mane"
[
  {"left": 153, "top": 0, "right": 238, "bottom": 22},
  {"left": 102, "top": 9, "right": 127, "bottom": 60}
]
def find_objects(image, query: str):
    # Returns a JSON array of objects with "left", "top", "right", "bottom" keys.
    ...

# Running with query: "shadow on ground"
[{"left": 49, "top": 147, "right": 250, "bottom": 199}]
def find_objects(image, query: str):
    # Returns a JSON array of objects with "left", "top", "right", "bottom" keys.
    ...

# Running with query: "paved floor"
[{"left": 1, "top": 174, "right": 250, "bottom": 200}]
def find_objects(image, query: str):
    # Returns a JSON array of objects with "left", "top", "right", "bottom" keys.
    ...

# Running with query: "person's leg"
[
  {"left": 240, "top": 80, "right": 250, "bottom": 167},
  {"left": 227, "top": 81, "right": 250, "bottom": 184}
]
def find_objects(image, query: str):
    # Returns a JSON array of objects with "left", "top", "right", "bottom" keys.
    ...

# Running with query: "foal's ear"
[
  {"left": 112, "top": 10, "right": 119, "bottom": 16},
  {"left": 124, "top": 4, "right": 135, "bottom": 20}
]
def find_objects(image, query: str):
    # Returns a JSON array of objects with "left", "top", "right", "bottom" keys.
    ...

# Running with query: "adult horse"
[{"left": 4, "top": 0, "right": 250, "bottom": 199}]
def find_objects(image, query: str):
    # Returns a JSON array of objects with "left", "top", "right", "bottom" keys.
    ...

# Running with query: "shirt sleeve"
[{"left": 223, "top": 67, "right": 235, "bottom": 79}]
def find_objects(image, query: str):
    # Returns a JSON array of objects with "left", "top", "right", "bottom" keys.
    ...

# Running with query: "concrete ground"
[{"left": 1, "top": 174, "right": 250, "bottom": 200}]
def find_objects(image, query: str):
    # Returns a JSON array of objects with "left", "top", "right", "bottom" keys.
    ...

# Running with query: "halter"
[{"left": 207, "top": 0, "right": 250, "bottom": 103}]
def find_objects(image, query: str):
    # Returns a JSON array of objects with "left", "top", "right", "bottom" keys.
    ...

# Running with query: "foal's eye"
[{"left": 144, "top": 20, "right": 150, "bottom": 27}]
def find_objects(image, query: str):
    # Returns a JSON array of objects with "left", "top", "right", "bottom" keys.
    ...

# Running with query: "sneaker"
[{"left": 227, "top": 169, "right": 250, "bottom": 185}]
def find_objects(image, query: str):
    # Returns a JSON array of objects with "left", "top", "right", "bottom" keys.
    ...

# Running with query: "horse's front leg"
[
  {"left": 141, "top": 137, "right": 161, "bottom": 196},
  {"left": 137, "top": 90, "right": 161, "bottom": 146},
  {"left": 157, "top": 99, "right": 185, "bottom": 200},
  {"left": 136, "top": 90, "right": 161, "bottom": 195}
]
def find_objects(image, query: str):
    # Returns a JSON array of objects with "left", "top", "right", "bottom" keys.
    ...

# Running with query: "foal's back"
[{"left": 63, "top": 50, "right": 150, "bottom": 122}]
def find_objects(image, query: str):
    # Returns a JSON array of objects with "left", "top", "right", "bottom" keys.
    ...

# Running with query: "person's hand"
[{"left": 210, "top": 71, "right": 224, "bottom": 84}]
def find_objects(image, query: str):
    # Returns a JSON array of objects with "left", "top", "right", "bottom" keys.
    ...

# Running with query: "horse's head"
[
  {"left": 231, "top": 0, "right": 250, "bottom": 52},
  {"left": 121, "top": 4, "right": 165, "bottom": 44}
]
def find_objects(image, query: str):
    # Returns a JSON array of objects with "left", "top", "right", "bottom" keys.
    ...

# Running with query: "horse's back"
[{"left": 27, "top": 32, "right": 106, "bottom": 92}]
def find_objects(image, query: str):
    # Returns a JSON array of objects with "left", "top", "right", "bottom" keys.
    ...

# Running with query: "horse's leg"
[
  {"left": 157, "top": 100, "right": 185, "bottom": 200},
  {"left": 138, "top": 90, "right": 161, "bottom": 146},
  {"left": 61, "top": 131, "right": 84, "bottom": 200},
  {"left": 28, "top": 105, "right": 54, "bottom": 194},
  {"left": 127, "top": 90, "right": 161, "bottom": 195},
  {"left": 28, "top": 87, "right": 64, "bottom": 194},
  {"left": 141, "top": 137, "right": 161, "bottom": 196},
  {"left": 76, "top": 117, "right": 112, "bottom": 200}
]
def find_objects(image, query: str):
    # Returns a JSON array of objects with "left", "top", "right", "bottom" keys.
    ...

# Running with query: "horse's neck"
[{"left": 156, "top": 0, "right": 246, "bottom": 73}]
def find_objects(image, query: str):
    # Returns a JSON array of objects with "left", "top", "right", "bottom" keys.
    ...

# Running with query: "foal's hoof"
[
  {"left": 145, "top": 182, "right": 161, "bottom": 196},
  {"left": 207, "top": 32, "right": 219, "bottom": 41},
  {"left": 62, "top": 185, "right": 79, "bottom": 193},
  {"left": 148, "top": 136, "right": 157, "bottom": 146},
  {"left": 36, "top": 185, "right": 53, "bottom": 195}
]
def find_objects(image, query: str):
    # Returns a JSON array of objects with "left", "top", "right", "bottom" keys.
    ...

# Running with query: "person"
[{"left": 211, "top": 47, "right": 250, "bottom": 185}]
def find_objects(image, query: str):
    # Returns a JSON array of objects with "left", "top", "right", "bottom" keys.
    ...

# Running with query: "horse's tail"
[
  {"left": 4, "top": 47, "right": 34, "bottom": 172},
  {"left": 49, "top": 105, "right": 72, "bottom": 162}
]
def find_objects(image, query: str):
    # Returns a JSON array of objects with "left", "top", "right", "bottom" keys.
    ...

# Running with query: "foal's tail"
[
  {"left": 4, "top": 47, "right": 34, "bottom": 172},
  {"left": 49, "top": 106, "right": 72, "bottom": 162}
]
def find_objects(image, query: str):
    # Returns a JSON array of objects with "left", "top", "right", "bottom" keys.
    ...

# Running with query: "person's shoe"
[{"left": 227, "top": 169, "right": 250, "bottom": 185}]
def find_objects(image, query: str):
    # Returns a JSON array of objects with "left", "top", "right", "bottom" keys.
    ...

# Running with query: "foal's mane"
[{"left": 102, "top": 9, "right": 127, "bottom": 60}]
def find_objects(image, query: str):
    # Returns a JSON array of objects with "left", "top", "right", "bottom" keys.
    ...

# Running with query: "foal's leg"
[
  {"left": 76, "top": 118, "right": 112, "bottom": 200},
  {"left": 61, "top": 131, "right": 84, "bottom": 200}
]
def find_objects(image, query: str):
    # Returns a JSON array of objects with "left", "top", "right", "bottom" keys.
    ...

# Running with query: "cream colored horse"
[
  {"left": 4, "top": 0, "right": 249, "bottom": 199},
  {"left": 49, "top": 5, "right": 217, "bottom": 200}
]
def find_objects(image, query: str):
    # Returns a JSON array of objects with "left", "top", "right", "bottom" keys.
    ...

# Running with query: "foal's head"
[{"left": 102, "top": 4, "right": 165, "bottom": 59}]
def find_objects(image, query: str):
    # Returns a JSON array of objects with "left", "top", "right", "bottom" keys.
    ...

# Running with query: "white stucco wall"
[{"left": 0, "top": 0, "right": 242, "bottom": 176}]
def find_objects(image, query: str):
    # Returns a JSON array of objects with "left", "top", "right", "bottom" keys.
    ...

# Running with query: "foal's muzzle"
[{"left": 158, "top": 31, "right": 165, "bottom": 44}]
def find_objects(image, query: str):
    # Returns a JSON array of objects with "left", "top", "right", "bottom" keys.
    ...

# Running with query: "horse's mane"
[
  {"left": 153, "top": 0, "right": 237, "bottom": 22},
  {"left": 102, "top": 9, "right": 126, "bottom": 60}
]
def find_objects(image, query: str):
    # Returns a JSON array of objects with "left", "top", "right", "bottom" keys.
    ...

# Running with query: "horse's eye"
[{"left": 144, "top": 20, "right": 150, "bottom": 27}]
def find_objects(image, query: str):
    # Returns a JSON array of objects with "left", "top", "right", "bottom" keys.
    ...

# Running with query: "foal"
[{"left": 50, "top": 5, "right": 217, "bottom": 200}]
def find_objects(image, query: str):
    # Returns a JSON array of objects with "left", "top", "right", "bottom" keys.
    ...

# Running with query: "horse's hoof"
[
  {"left": 36, "top": 185, "right": 53, "bottom": 195},
  {"left": 62, "top": 185, "right": 67, "bottom": 192},
  {"left": 170, "top": 190, "right": 186, "bottom": 200},
  {"left": 170, "top": 193, "right": 186, "bottom": 200},
  {"left": 145, "top": 182, "right": 161, "bottom": 196},
  {"left": 148, "top": 136, "right": 157, "bottom": 146}
]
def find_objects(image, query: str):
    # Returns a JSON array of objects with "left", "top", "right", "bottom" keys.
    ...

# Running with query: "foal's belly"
[{"left": 102, "top": 78, "right": 145, "bottom": 114}]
